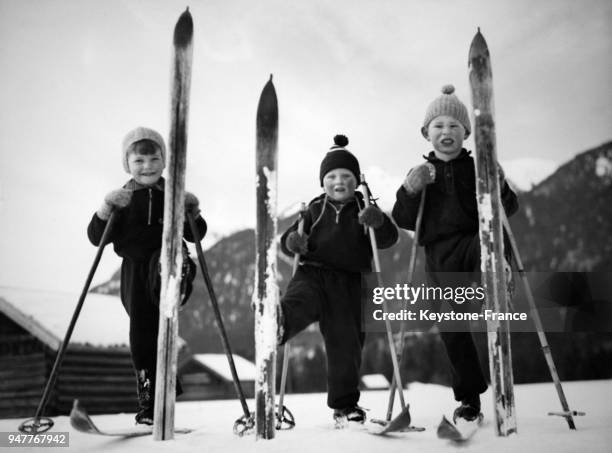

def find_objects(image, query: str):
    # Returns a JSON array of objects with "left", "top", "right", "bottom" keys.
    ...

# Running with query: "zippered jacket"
[
  {"left": 87, "top": 177, "right": 207, "bottom": 261},
  {"left": 392, "top": 149, "right": 518, "bottom": 246},
  {"left": 280, "top": 192, "right": 398, "bottom": 273}
]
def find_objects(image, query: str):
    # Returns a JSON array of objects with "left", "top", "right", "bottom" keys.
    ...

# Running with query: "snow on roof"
[
  {"left": 192, "top": 353, "right": 256, "bottom": 381},
  {"left": 361, "top": 373, "right": 389, "bottom": 389},
  {"left": 0, "top": 286, "right": 131, "bottom": 349}
]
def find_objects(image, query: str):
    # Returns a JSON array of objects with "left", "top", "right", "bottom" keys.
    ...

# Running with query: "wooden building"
[
  {"left": 0, "top": 286, "right": 184, "bottom": 418},
  {"left": 178, "top": 353, "right": 255, "bottom": 401}
]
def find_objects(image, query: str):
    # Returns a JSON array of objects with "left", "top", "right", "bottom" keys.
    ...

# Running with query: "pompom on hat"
[
  {"left": 421, "top": 85, "right": 471, "bottom": 139},
  {"left": 319, "top": 135, "right": 361, "bottom": 186},
  {"left": 121, "top": 127, "right": 166, "bottom": 173}
]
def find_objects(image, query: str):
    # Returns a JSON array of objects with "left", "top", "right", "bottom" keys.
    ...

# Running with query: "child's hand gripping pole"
[
  {"left": 19, "top": 210, "right": 118, "bottom": 434},
  {"left": 360, "top": 175, "right": 409, "bottom": 417},
  {"left": 185, "top": 211, "right": 254, "bottom": 436},
  {"left": 276, "top": 202, "right": 307, "bottom": 430}
]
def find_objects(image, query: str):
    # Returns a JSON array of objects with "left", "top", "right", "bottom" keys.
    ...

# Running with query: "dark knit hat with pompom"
[{"left": 319, "top": 135, "right": 361, "bottom": 186}]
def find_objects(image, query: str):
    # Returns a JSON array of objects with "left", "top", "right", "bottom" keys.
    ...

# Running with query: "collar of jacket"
[
  {"left": 123, "top": 177, "right": 165, "bottom": 192},
  {"left": 310, "top": 190, "right": 365, "bottom": 208},
  {"left": 423, "top": 148, "right": 472, "bottom": 163}
]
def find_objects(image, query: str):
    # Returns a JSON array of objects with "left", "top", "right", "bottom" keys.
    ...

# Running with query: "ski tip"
[
  {"left": 263, "top": 74, "right": 276, "bottom": 92},
  {"left": 174, "top": 8, "right": 194, "bottom": 48},
  {"left": 468, "top": 27, "right": 489, "bottom": 62}
]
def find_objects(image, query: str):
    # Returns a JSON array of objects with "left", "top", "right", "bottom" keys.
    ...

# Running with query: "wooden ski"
[
  {"left": 153, "top": 8, "right": 193, "bottom": 441},
  {"left": 468, "top": 28, "right": 517, "bottom": 436},
  {"left": 254, "top": 75, "right": 279, "bottom": 440}
]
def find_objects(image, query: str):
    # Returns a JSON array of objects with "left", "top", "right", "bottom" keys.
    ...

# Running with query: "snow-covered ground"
[{"left": 2, "top": 380, "right": 610, "bottom": 453}]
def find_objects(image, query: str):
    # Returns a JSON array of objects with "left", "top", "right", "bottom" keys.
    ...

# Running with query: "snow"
[
  {"left": 192, "top": 354, "right": 256, "bottom": 381},
  {"left": 361, "top": 374, "right": 389, "bottom": 389},
  {"left": 0, "top": 286, "right": 129, "bottom": 349},
  {"left": 2, "top": 380, "right": 609, "bottom": 452},
  {"left": 595, "top": 156, "right": 612, "bottom": 182}
]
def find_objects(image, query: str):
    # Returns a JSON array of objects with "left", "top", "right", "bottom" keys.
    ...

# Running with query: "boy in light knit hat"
[
  {"left": 392, "top": 85, "right": 519, "bottom": 423},
  {"left": 87, "top": 127, "right": 207, "bottom": 425},
  {"left": 279, "top": 135, "right": 398, "bottom": 424}
]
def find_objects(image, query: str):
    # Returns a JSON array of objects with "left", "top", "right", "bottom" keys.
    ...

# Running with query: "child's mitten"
[
  {"left": 97, "top": 189, "right": 132, "bottom": 220},
  {"left": 403, "top": 162, "right": 435, "bottom": 195},
  {"left": 184, "top": 192, "right": 200, "bottom": 217},
  {"left": 358, "top": 205, "right": 384, "bottom": 228},
  {"left": 286, "top": 231, "right": 309, "bottom": 255}
]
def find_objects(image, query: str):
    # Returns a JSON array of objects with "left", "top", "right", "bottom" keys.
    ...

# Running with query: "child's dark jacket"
[
  {"left": 280, "top": 192, "right": 398, "bottom": 273},
  {"left": 392, "top": 149, "right": 518, "bottom": 245},
  {"left": 87, "top": 178, "right": 207, "bottom": 259}
]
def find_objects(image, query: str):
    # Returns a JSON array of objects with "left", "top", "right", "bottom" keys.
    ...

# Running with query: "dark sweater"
[
  {"left": 87, "top": 178, "right": 207, "bottom": 261},
  {"left": 280, "top": 192, "right": 398, "bottom": 273},
  {"left": 392, "top": 149, "right": 518, "bottom": 245}
]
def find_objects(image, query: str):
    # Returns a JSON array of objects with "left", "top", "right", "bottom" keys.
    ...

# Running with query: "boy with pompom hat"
[
  {"left": 279, "top": 134, "right": 398, "bottom": 424},
  {"left": 392, "top": 85, "right": 519, "bottom": 423},
  {"left": 87, "top": 126, "right": 207, "bottom": 425}
]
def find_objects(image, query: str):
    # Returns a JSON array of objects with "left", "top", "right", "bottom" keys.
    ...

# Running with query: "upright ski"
[
  {"left": 468, "top": 28, "right": 516, "bottom": 436},
  {"left": 253, "top": 75, "right": 279, "bottom": 440},
  {"left": 153, "top": 8, "right": 193, "bottom": 441}
]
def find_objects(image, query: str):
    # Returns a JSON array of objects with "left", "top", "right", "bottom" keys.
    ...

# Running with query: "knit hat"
[
  {"left": 122, "top": 127, "right": 166, "bottom": 173},
  {"left": 319, "top": 135, "right": 361, "bottom": 186},
  {"left": 422, "top": 85, "right": 471, "bottom": 139}
]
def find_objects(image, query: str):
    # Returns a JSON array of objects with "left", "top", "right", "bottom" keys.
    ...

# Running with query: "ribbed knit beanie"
[
  {"left": 319, "top": 135, "right": 361, "bottom": 186},
  {"left": 422, "top": 85, "right": 471, "bottom": 138},
  {"left": 122, "top": 127, "right": 166, "bottom": 173}
]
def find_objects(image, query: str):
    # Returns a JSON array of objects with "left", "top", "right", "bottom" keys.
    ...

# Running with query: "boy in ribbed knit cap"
[
  {"left": 279, "top": 135, "right": 398, "bottom": 424},
  {"left": 87, "top": 127, "right": 207, "bottom": 425},
  {"left": 392, "top": 85, "right": 519, "bottom": 423}
]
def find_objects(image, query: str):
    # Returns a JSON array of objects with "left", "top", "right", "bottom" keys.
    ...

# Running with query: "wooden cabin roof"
[
  {"left": 191, "top": 354, "right": 256, "bottom": 382},
  {"left": 0, "top": 286, "right": 130, "bottom": 349}
]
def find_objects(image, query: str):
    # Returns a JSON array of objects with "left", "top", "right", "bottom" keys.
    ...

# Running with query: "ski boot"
[
  {"left": 452, "top": 395, "right": 483, "bottom": 424},
  {"left": 135, "top": 369, "right": 155, "bottom": 425},
  {"left": 333, "top": 406, "right": 366, "bottom": 428}
]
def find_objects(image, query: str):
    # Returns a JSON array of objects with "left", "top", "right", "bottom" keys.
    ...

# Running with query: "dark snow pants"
[
  {"left": 280, "top": 264, "right": 365, "bottom": 409},
  {"left": 120, "top": 257, "right": 160, "bottom": 372},
  {"left": 120, "top": 252, "right": 196, "bottom": 372},
  {"left": 425, "top": 233, "right": 488, "bottom": 403}
]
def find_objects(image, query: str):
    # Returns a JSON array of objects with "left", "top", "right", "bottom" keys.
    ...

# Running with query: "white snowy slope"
[{"left": 2, "top": 380, "right": 610, "bottom": 453}]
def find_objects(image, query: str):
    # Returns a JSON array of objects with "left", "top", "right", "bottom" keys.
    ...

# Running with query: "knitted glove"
[
  {"left": 185, "top": 191, "right": 200, "bottom": 217},
  {"left": 358, "top": 205, "right": 384, "bottom": 229},
  {"left": 403, "top": 162, "right": 435, "bottom": 195},
  {"left": 97, "top": 189, "right": 132, "bottom": 220},
  {"left": 286, "top": 231, "right": 309, "bottom": 255}
]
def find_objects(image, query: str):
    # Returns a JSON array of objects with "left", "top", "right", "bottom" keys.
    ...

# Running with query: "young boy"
[
  {"left": 87, "top": 127, "right": 207, "bottom": 425},
  {"left": 392, "top": 85, "right": 518, "bottom": 422},
  {"left": 279, "top": 135, "right": 398, "bottom": 423}
]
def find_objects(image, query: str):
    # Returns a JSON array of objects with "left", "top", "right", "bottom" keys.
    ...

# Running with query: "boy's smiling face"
[
  {"left": 323, "top": 168, "right": 357, "bottom": 202},
  {"left": 127, "top": 141, "right": 165, "bottom": 186},
  {"left": 424, "top": 115, "right": 466, "bottom": 161}
]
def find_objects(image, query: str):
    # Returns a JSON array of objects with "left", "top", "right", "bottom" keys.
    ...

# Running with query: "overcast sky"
[{"left": 0, "top": 0, "right": 610, "bottom": 292}]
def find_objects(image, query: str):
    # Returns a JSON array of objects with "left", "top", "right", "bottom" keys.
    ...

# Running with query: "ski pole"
[
  {"left": 18, "top": 211, "right": 118, "bottom": 434},
  {"left": 384, "top": 188, "right": 426, "bottom": 422},
  {"left": 361, "top": 175, "right": 407, "bottom": 412},
  {"left": 276, "top": 202, "right": 306, "bottom": 430},
  {"left": 186, "top": 211, "right": 254, "bottom": 436},
  {"left": 501, "top": 212, "right": 582, "bottom": 430}
]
